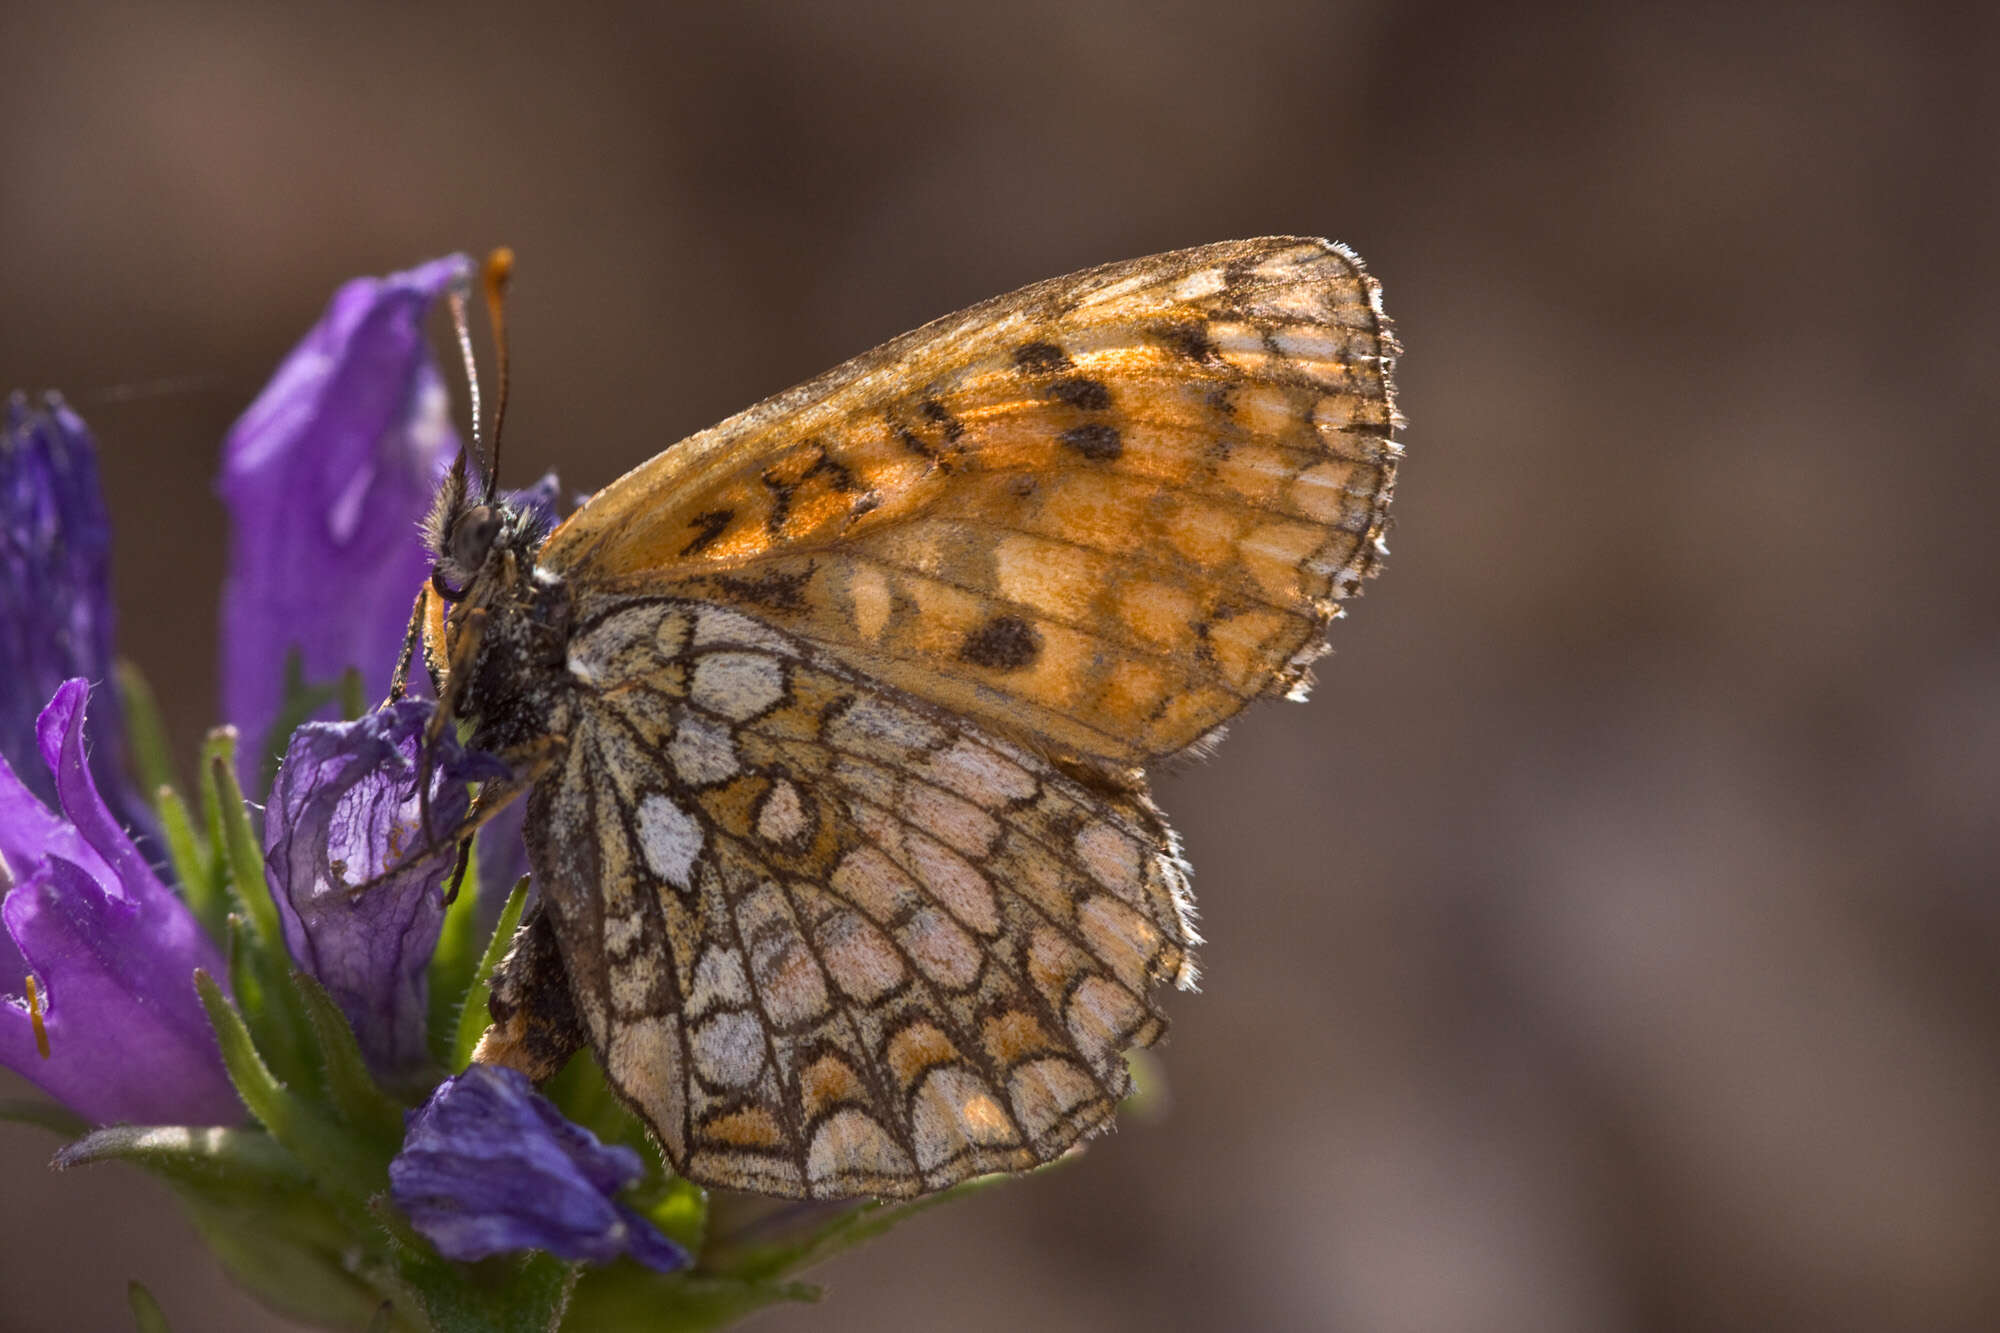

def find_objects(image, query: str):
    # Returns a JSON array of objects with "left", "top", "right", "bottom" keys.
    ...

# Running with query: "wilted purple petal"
[
  {"left": 219, "top": 254, "right": 471, "bottom": 768},
  {"left": 390, "top": 1064, "right": 689, "bottom": 1272},
  {"left": 508, "top": 471, "right": 562, "bottom": 531},
  {"left": 0, "top": 681, "right": 238, "bottom": 1125},
  {"left": 267, "top": 698, "right": 502, "bottom": 1083},
  {"left": 474, "top": 797, "right": 531, "bottom": 913},
  {"left": 1, "top": 393, "right": 151, "bottom": 838}
]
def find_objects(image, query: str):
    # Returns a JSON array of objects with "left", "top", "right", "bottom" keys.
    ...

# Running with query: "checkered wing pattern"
[{"left": 530, "top": 599, "right": 1197, "bottom": 1198}]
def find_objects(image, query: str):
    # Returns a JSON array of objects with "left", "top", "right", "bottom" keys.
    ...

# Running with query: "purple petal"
[
  {"left": 267, "top": 698, "right": 501, "bottom": 1083},
  {"left": 218, "top": 255, "right": 471, "bottom": 768},
  {"left": 0, "top": 681, "right": 237, "bottom": 1125},
  {"left": 1, "top": 393, "right": 152, "bottom": 839},
  {"left": 389, "top": 1064, "right": 689, "bottom": 1272}
]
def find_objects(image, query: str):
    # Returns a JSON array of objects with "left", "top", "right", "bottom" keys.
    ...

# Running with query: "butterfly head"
[{"left": 421, "top": 455, "right": 552, "bottom": 599}]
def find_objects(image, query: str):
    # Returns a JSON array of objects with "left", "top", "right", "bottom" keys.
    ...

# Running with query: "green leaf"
[
  {"left": 341, "top": 665, "right": 368, "bottom": 721},
  {"left": 705, "top": 1175, "right": 1006, "bottom": 1284},
  {"left": 542, "top": 1048, "right": 646, "bottom": 1157},
  {"left": 387, "top": 1231, "right": 579, "bottom": 1333},
  {"left": 260, "top": 648, "right": 338, "bottom": 792},
  {"left": 53, "top": 1123, "right": 310, "bottom": 1194},
  {"left": 115, "top": 659, "right": 180, "bottom": 813},
  {"left": 56, "top": 1122, "right": 410, "bottom": 1327},
  {"left": 293, "top": 970, "right": 408, "bottom": 1148},
  {"left": 561, "top": 1271, "right": 817, "bottom": 1332},
  {"left": 177, "top": 1189, "right": 414, "bottom": 1332},
  {"left": 0, "top": 1097, "right": 88, "bottom": 1138},
  {"left": 449, "top": 877, "right": 528, "bottom": 1070},
  {"left": 127, "top": 1279, "right": 171, "bottom": 1333},
  {"left": 637, "top": 1175, "right": 709, "bottom": 1255}
]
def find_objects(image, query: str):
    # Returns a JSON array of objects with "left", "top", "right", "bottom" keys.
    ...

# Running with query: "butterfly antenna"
[
  {"left": 446, "top": 277, "right": 488, "bottom": 485},
  {"left": 480, "top": 247, "right": 515, "bottom": 504}
]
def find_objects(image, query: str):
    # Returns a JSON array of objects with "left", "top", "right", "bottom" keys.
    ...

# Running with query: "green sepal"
[
  {"left": 206, "top": 735, "right": 319, "bottom": 1093},
  {"left": 259, "top": 648, "right": 339, "bottom": 792},
  {"left": 294, "top": 969, "right": 408, "bottom": 1148},
  {"left": 427, "top": 852, "right": 489, "bottom": 1065},
  {"left": 194, "top": 969, "right": 383, "bottom": 1205},
  {"left": 115, "top": 659, "right": 180, "bottom": 814},
  {"left": 449, "top": 877, "right": 528, "bottom": 1070},
  {"left": 209, "top": 742, "right": 281, "bottom": 950},
  {"left": 156, "top": 784, "right": 227, "bottom": 940},
  {"left": 226, "top": 914, "right": 316, "bottom": 1095},
  {"left": 127, "top": 1280, "right": 172, "bottom": 1333},
  {"left": 196, "top": 727, "right": 237, "bottom": 901}
]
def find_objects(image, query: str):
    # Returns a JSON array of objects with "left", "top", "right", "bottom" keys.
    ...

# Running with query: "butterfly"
[{"left": 417, "top": 237, "right": 1402, "bottom": 1199}]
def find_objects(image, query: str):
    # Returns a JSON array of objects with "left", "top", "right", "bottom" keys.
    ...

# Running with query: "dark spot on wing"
[
  {"left": 920, "top": 396, "right": 965, "bottom": 441},
  {"left": 1013, "top": 341, "right": 1073, "bottom": 374},
  {"left": 712, "top": 564, "right": 816, "bottom": 613},
  {"left": 959, "top": 614, "right": 1043, "bottom": 670},
  {"left": 1157, "top": 320, "right": 1222, "bottom": 367},
  {"left": 1048, "top": 378, "right": 1111, "bottom": 411},
  {"left": 800, "top": 447, "right": 857, "bottom": 492},
  {"left": 894, "top": 420, "right": 937, "bottom": 459},
  {"left": 680, "top": 509, "right": 734, "bottom": 557},
  {"left": 1059, "top": 423, "right": 1122, "bottom": 461}
]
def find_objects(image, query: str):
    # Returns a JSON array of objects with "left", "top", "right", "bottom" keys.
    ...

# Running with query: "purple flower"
[
  {"left": 390, "top": 1064, "right": 689, "bottom": 1273},
  {"left": 1, "top": 394, "right": 150, "bottom": 838},
  {"left": 0, "top": 680, "right": 238, "bottom": 1125},
  {"left": 218, "top": 254, "right": 471, "bottom": 768},
  {"left": 268, "top": 698, "right": 503, "bottom": 1084}
]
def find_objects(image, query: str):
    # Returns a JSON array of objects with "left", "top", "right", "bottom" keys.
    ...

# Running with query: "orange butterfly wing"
[{"left": 540, "top": 237, "right": 1401, "bottom": 767}]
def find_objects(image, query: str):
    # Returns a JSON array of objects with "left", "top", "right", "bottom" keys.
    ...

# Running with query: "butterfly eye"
[{"left": 450, "top": 505, "right": 500, "bottom": 570}]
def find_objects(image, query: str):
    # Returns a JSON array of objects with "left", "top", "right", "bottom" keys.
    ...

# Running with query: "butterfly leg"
[
  {"left": 417, "top": 603, "right": 490, "bottom": 845},
  {"left": 438, "top": 733, "right": 568, "bottom": 905},
  {"left": 382, "top": 584, "right": 431, "bottom": 706}
]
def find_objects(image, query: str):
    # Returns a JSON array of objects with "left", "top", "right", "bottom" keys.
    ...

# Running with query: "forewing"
[
  {"left": 540, "top": 237, "right": 1401, "bottom": 765},
  {"left": 528, "top": 598, "right": 1197, "bottom": 1199}
]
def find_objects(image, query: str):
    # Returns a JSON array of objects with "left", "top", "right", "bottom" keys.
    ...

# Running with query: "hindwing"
[{"left": 525, "top": 597, "right": 1197, "bottom": 1198}]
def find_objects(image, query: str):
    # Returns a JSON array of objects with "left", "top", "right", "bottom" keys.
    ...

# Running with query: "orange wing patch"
[{"left": 541, "top": 237, "right": 1400, "bottom": 765}]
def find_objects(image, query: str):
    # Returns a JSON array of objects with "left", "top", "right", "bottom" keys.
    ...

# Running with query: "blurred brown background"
[{"left": 3, "top": 2, "right": 1995, "bottom": 1330}]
